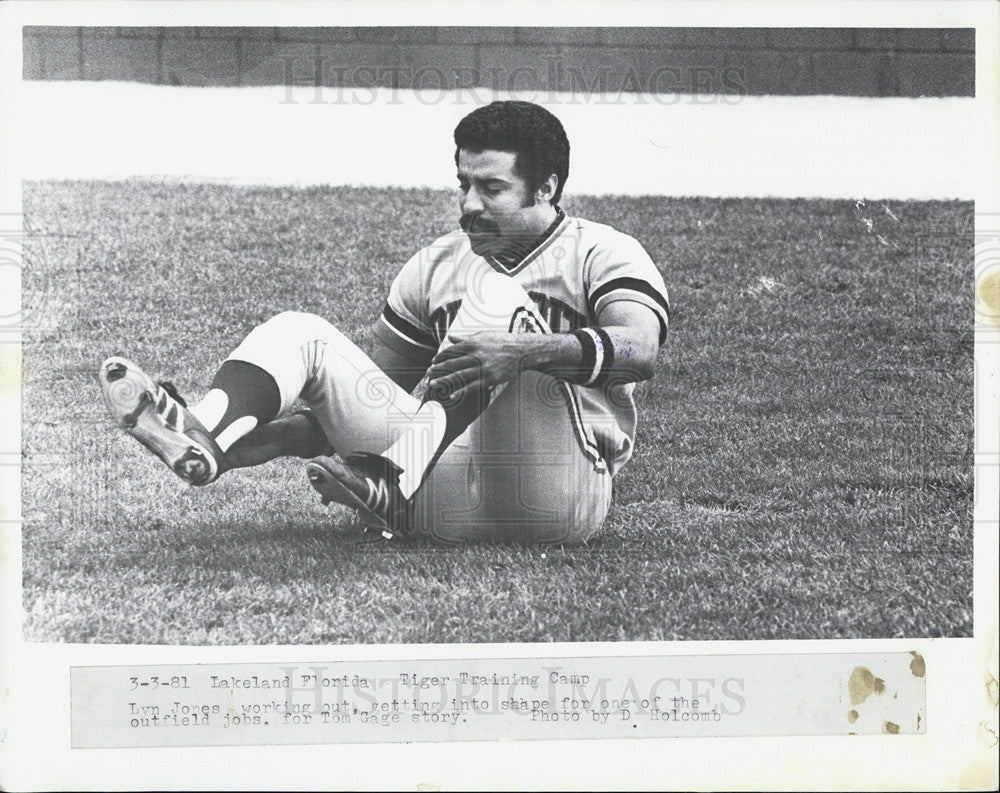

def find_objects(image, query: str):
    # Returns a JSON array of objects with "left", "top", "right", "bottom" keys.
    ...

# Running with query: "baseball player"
[{"left": 99, "top": 101, "right": 670, "bottom": 544}]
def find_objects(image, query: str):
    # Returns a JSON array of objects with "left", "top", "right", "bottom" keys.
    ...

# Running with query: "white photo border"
[{"left": 1, "top": 1, "right": 997, "bottom": 790}]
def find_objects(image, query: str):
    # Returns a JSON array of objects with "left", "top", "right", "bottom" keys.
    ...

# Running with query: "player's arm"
[
  {"left": 576, "top": 300, "right": 661, "bottom": 381},
  {"left": 427, "top": 301, "right": 662, "bottom": 402}
]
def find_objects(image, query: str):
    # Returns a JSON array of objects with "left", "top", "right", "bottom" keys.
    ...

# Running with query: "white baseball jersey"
[{"left": 374, "top": 211, "right": 670, "bottom": 477}]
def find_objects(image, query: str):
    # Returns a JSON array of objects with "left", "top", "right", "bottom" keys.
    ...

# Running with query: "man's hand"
[
  {"left": 429, "top": 331, "right": 586, "bottom": 403},
  {"left": 426, "top": 302, "right": 662, "bottom": 405},
  {"left": 427, "top": 332, "right": 551, "bottom": 403}
]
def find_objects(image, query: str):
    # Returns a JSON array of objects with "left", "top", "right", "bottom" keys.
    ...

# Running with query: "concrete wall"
[{"left": 23, "top": 26, "right": 975, "bottom": 97}]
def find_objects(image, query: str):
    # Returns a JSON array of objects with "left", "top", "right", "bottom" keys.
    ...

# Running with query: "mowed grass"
[{"left": 20, "top": 180, "right": 974, "bottom": 643}]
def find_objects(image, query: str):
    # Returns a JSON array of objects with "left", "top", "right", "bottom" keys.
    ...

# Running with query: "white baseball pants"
[{"left": 225, "top": 274, "right": 611, "bottom": 544}]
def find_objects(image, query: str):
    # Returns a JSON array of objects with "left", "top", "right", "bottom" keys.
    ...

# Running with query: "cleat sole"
[
  {"left": 120, "top": 390, "right": 151, "bottom": 429},
  {"left": 306, "top": 461, "right": 389, "bottom": 531},
  {"left": 100, "top": 356, "right": 218, "bottom": 486},
  {"left": 105, "top": 361, "right": 127, "bottom": 382},
  {"left": 126, "top": 399, "right": 213, "bottom": 486}
]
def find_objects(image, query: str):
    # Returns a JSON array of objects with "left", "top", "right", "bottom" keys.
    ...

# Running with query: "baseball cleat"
[
  {"left": 306, "top": 452, "right": 412, "bottom": 540},
  {"left": 99, "top": 356, "right": 227, "bottom": 486}
]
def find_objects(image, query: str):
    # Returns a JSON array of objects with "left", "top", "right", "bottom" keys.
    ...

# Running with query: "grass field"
[{"left": 21, "top": 180, "right": 974, "bottom": 643}]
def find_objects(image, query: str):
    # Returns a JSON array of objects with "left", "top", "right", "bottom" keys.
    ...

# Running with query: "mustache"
[{"left": 460, "top": 213, "right": 499, "bottom": 235}]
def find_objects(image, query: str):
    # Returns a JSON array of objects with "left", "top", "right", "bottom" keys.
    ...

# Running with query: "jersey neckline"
[{"left": 483, "top": 210, "right": 571, "bottom": 277}]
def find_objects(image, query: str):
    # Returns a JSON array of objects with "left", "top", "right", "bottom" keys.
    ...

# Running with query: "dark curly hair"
[{"left": 454, "top": 101, "right": 570, "bottom": 205}]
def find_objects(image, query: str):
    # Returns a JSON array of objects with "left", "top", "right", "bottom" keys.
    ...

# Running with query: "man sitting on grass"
[{"left": 99, "top": 100, "right": 670, "bottom": 544}]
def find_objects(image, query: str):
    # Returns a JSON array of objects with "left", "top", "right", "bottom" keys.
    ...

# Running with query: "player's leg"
[
  {"left": 220, "top": 311, "right": 422, "bottom": 455},
  {"left": 224, "top": 409, "right": 329, "bottom": 469},
  {"left": 305, "top": 272, "right": 538, "bottom": 534},
  {"left": 412, "top": 348, "right": 613, "bottom": 545},
  {"left": 308, "top": 273, "right": 613, "bottom": 543},
  {"left": 100, "top": 311, "right": 421, "bottom": 484}
]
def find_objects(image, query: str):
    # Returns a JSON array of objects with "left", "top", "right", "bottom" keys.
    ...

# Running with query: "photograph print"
[{"left": 19, "top": 25, "right": 976, "bottom": 644}]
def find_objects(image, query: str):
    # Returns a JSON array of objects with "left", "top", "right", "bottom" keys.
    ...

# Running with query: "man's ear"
[{"left": 535, "top": 174, "right": 559, "bottom": 205}]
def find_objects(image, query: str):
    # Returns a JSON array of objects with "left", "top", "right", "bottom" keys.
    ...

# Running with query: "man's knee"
[
  {"left": 258, "top": 310, "right": 338, "bottom": 339},
  {"left": 243, "top": 311, "right": 352, "bottom": 355},
  {"left": 415, "top": 457, "right": 609, "bottom": 546}
]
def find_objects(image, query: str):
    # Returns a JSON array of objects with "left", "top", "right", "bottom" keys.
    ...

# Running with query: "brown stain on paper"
[
  {"left": 882, "top": 721, "right": 900, "bottom": 734},
  {"left": 848, "top": 667, "right": 886, "bottom": 705},
  {"left": 847, "top": 709, "right": 859, "bottom": 724},
  {"left": 978, "top": 267, "right": 1000, "bottom": 326},
  {"left": 909, "top": 651, "right": 926, "bottom": 678}
]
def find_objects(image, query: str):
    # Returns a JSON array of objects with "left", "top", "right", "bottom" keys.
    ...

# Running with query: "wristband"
[{"left": 571, "top": 327, "right": 615, "bottom": 387}]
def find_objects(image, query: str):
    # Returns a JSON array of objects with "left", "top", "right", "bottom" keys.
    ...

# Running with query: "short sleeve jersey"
[{"left": 374, "top": 213, "right": 670, "bottom": 477}]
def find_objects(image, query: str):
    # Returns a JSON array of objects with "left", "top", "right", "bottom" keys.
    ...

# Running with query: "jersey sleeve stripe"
[
  {"left": 590, "top": 277, "right": 671, "bottom": 319},
  {"left": 591, "top": 288, "right": 669, "bottom": 345},
  {"left": 379, "top": 315, "right": 438, "bottom": 351},
  {"left": 381, "top": 303, "right": 437, "bottom": 350}
]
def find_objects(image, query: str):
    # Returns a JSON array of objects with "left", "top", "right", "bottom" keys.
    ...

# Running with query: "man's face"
[{"left": 457, "top": 149, "right": 542, "bottom": 258}]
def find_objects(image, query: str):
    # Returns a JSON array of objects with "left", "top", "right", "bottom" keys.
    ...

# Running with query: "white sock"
[
  {"left": 188, "top": 390, "right": 262, "bottom": 453},
  {"left": 382, "top": 401, "right": 446, "bottom": 499},
  {"left": 188, "top": 389, "right": 228, "bottom": 433},
  {"left": 214, "top": 416, "right": 259, "bottom": 453}
]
